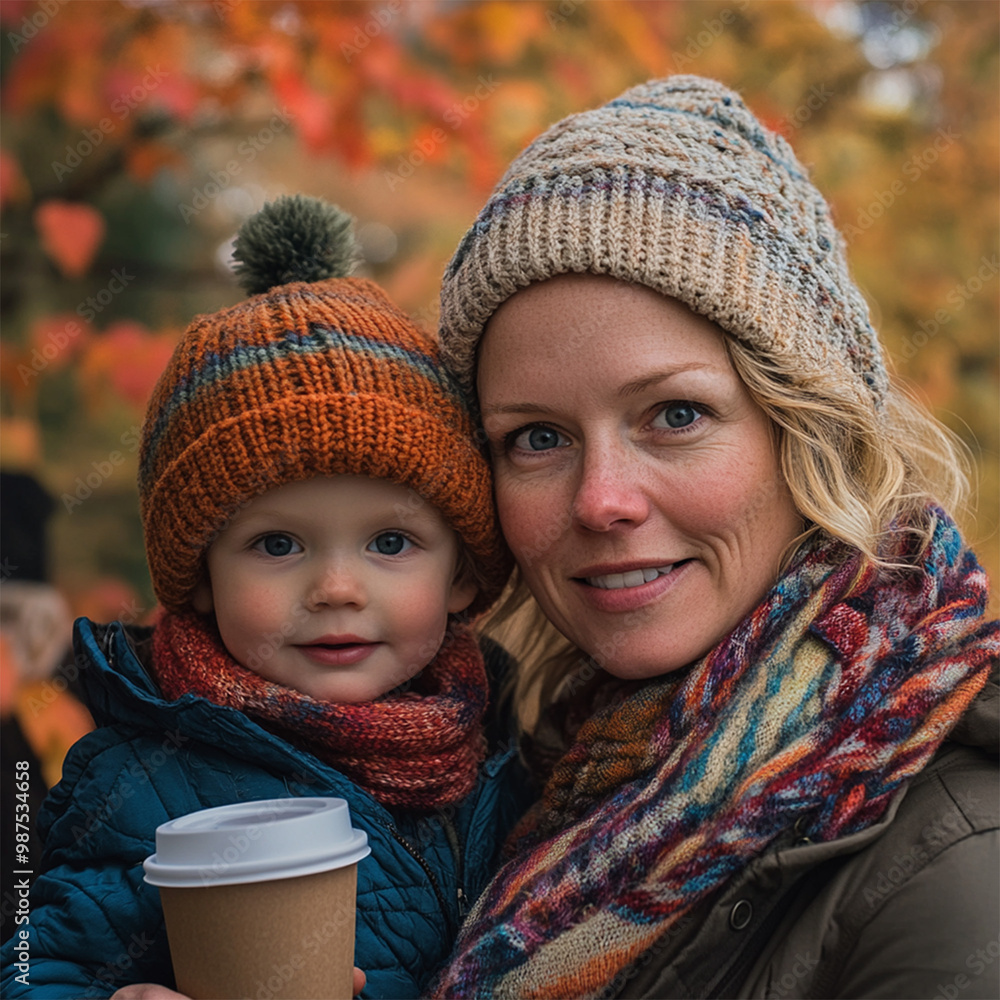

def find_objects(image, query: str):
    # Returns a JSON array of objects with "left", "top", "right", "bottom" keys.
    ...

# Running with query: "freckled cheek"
[
  {"left": 677, "top": 459, "right": 787, "bottom": 556},
  {"left": 495, "top": 477, "right": 568, "bottom": 563},
  {"left": 681, "top": 474, "right": 746, "bottom": 531}
]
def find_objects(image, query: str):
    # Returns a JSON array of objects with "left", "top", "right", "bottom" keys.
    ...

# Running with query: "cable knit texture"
[
  {"left": 440, "top": 75, "right": 887, "bottom": 410},
  {"left": 433, "top": 507, "right": 999, "bottom": 999},
  {"left": 139, "top": 276, "right": 508, "bottom": 614},
  {"left": 152, "top": 611, "right": 489, "bottom": 809}
]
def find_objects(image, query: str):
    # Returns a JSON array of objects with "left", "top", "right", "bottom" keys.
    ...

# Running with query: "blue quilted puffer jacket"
[{"left": 0, "top": 618, "right": 532, "bottom": 999}]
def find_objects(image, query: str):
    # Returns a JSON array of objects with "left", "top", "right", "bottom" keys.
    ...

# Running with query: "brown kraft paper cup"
[
  {"left": 160, "top": 864, "right": 357, "bottom": 1000},
  {"left": 144, "top": 798, "right": 370, "bottom": 1000}
]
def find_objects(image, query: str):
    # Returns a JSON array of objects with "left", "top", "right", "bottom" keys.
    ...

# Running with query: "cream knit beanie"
[{"left": 439, "top": 75, "right": 887, "bottom": 409}]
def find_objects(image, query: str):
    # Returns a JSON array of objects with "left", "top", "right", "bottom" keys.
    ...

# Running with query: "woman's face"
[{"left": 478, "top": 274, "right": 803, "bottom": 679}]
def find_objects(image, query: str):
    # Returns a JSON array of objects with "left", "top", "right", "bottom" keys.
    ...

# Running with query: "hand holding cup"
[{"left": 143, "top": 798, "right": 370, "bottom": 1000}]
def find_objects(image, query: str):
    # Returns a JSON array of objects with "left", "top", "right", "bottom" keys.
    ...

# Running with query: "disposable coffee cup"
[{"left": 144, "top": 797, "right": 370, "bottom": 1000}]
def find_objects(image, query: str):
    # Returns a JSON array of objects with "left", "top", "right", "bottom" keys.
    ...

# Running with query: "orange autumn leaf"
[
  {"left": 34, "top": 200, "right": 106, "bottom": 278},
  {"left": 0, "top": 633, "right": 23, "bottom": 718},
  {"left": 591, "top": 0, "right": 669, "bottom": 77},
  {"left": 1, "top": 633, "right": 94, "bottom": 787},
  {"left": 475, "top": 1, "right": 548, "bottom": 65},
  {"left": 17, "top": 680, "right": 94, "bottom": 788},
  {"left": 0, "top": 341, "right": 42, "bottom": 409},
  {"left": 0, "top": 416, "right": 42, "bottom": 467},
  {"left": 125, "top": 141, "right": 186, "bottom": 183},
  {"left": 57, "top": 41, "right": 109, "bottom": 126},
  {"left": 0, "top": 149, "right": 29, "bottom": 206}
]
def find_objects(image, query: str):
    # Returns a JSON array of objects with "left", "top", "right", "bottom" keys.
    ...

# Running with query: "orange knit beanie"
[{"left": 139, "top": 196, "right": 509, "bottom": 615}]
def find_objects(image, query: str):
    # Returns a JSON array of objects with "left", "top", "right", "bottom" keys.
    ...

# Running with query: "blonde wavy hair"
[{"left": 480, "top": 335, "right": 973, "bottom": 730}]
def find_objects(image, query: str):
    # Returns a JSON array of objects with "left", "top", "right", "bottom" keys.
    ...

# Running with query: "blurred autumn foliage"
[{"left": 1, "top": 0, "right": 997, "bottom": 623}]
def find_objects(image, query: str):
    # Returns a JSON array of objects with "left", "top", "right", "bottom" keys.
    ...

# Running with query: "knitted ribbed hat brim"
[
  {"left": 440, "top": 77, "right": 887, "bottom": 410},
  {"left": 142, "top": 393, "right": 506, "bottom": 616}
]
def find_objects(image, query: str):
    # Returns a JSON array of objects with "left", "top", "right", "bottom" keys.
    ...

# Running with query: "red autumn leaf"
[
  {"left": 0, "top": 1, "right": 33, "bottom": 26},
  {"left": 80, "top": 321, "right": 177, "bottom": 410},
  {"left": 147, "top": 72, "right": 202, "bottom": 123},
  {"left": 70, "top": 576, "right": 145, "bottom": 627},
  {"left": 34, "top": 200, "right": 105, "bottom": 278},
  {"left": 271, "top": 71, "right": 333, "bottom": 153},
  {"left": 28, "top": 312, "right": 91, "bottom": 373},
  {"left": 103, "top": 64, "right": 201, "bottom": 125}
]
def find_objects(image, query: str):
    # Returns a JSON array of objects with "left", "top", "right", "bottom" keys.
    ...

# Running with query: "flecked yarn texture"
[
  {"left": 433, "top": 507, "right": 998, "bottom": 999},
  {"left": 139, "top": 277, "right": 508, "bottom": 614},
  {"left": 440, "top": 75, "right": 888, "bottom": 409},
  {"left": 152, "top": 612, "right": 489, "bottom": 809}
]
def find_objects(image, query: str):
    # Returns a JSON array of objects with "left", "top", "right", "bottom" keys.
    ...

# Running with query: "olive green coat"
[{"left": 621, "top": 673, "right": 999, "bottom": 1000}]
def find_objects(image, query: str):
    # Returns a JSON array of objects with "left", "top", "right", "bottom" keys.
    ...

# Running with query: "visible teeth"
[{"left": 586, "top": 565, "right": 673, "bottom": 589}]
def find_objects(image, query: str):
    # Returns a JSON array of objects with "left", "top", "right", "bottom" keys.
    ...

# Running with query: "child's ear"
[
  {"left": 447, "top": 566, "right": 479, "bottom": 616},
  {"left": 191, "top": 577, "right": 214, "bottom": 615}
]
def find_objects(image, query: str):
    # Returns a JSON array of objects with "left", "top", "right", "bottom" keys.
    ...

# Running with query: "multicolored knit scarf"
[
  {"left": 434, "top": 508, "right": 999, "bottom": 998},
  {"left": 152, "top": 612, "right": 488, "bottom": 810}
]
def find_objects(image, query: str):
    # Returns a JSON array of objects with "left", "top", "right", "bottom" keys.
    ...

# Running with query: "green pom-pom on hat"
[{"left": 232, "top": 194, "right": 358, "bottom": 296}]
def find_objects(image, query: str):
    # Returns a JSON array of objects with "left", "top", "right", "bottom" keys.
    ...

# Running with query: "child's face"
[{"left": 193, "top": 475, "right": 477, "bottom": 703}]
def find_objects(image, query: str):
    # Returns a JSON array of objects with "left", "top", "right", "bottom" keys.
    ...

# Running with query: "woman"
[{"left": 432, "top": 76, "right": 999, "bottom": 999}]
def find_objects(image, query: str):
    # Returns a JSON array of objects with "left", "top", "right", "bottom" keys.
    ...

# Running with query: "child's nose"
[{"left": 305, "top": 561, "right": 367, "bottom": 611}]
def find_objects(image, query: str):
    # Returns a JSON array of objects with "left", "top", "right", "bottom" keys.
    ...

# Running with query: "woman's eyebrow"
[
  {"left": 482, "top": 364, "right": 721, "bottom": 416},
  {"left": 480, "top": 402, "right": 562, "bottom": 417},
  {"left": 618, "top": 363, "right": 717, "bottom": 398}
]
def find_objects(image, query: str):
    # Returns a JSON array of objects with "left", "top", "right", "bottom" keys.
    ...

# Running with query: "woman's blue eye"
[
  {"left": 655, "top": 403, "right": 702, "bottom": 429},
  {"left": 257, "top": 534, "right": 300, "bottom": 557},
  {"left": 513, "top": 426, "right": 565, "bottom": 452},
  {"left": 370, "top": 533, "right": 411, "bottom": 556}
]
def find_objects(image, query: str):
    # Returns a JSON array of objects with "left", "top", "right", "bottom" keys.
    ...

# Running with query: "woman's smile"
[
  {"left": 575, "top": 559, "right": 680, "bottom": 588},
  {"left": 572, "top": 559, "right": 695, "bottom": 614},
  {"left": 478, "top": 273, "right": 804, "bottom": 680}
]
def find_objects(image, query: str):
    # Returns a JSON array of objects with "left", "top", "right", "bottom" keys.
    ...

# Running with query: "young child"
[{"left": 0, "top": 197, "right": 528, "bottom": 1000}]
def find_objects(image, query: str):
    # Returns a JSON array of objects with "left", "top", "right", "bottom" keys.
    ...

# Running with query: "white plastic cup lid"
[{"left": 143, "top": 797, "right": 370, "bottom": 888}]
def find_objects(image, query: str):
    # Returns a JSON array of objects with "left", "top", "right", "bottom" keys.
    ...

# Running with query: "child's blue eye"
[
  {"left": 255, "top": 534, "right": 300, "bottom": 557},
  {"left": 369, "top": 533, "right": 411, "bottom": 556}
]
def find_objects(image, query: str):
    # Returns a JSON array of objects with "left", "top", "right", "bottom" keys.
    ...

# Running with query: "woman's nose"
[
  {"left": 305, "top": 560, "right": 367, "bottom": 611},
  {"left": 571, "top": 445, "right": 650, "bottom": 532}
]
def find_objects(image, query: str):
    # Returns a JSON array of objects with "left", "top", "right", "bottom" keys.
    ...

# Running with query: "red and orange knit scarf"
[{"left": 152, "top": 612, "right": 488, "bottom": 810}]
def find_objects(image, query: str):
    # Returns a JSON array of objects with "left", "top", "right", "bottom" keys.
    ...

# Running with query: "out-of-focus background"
[{"left": 0, "top": 0, "right": 997, "bottom": 798}]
